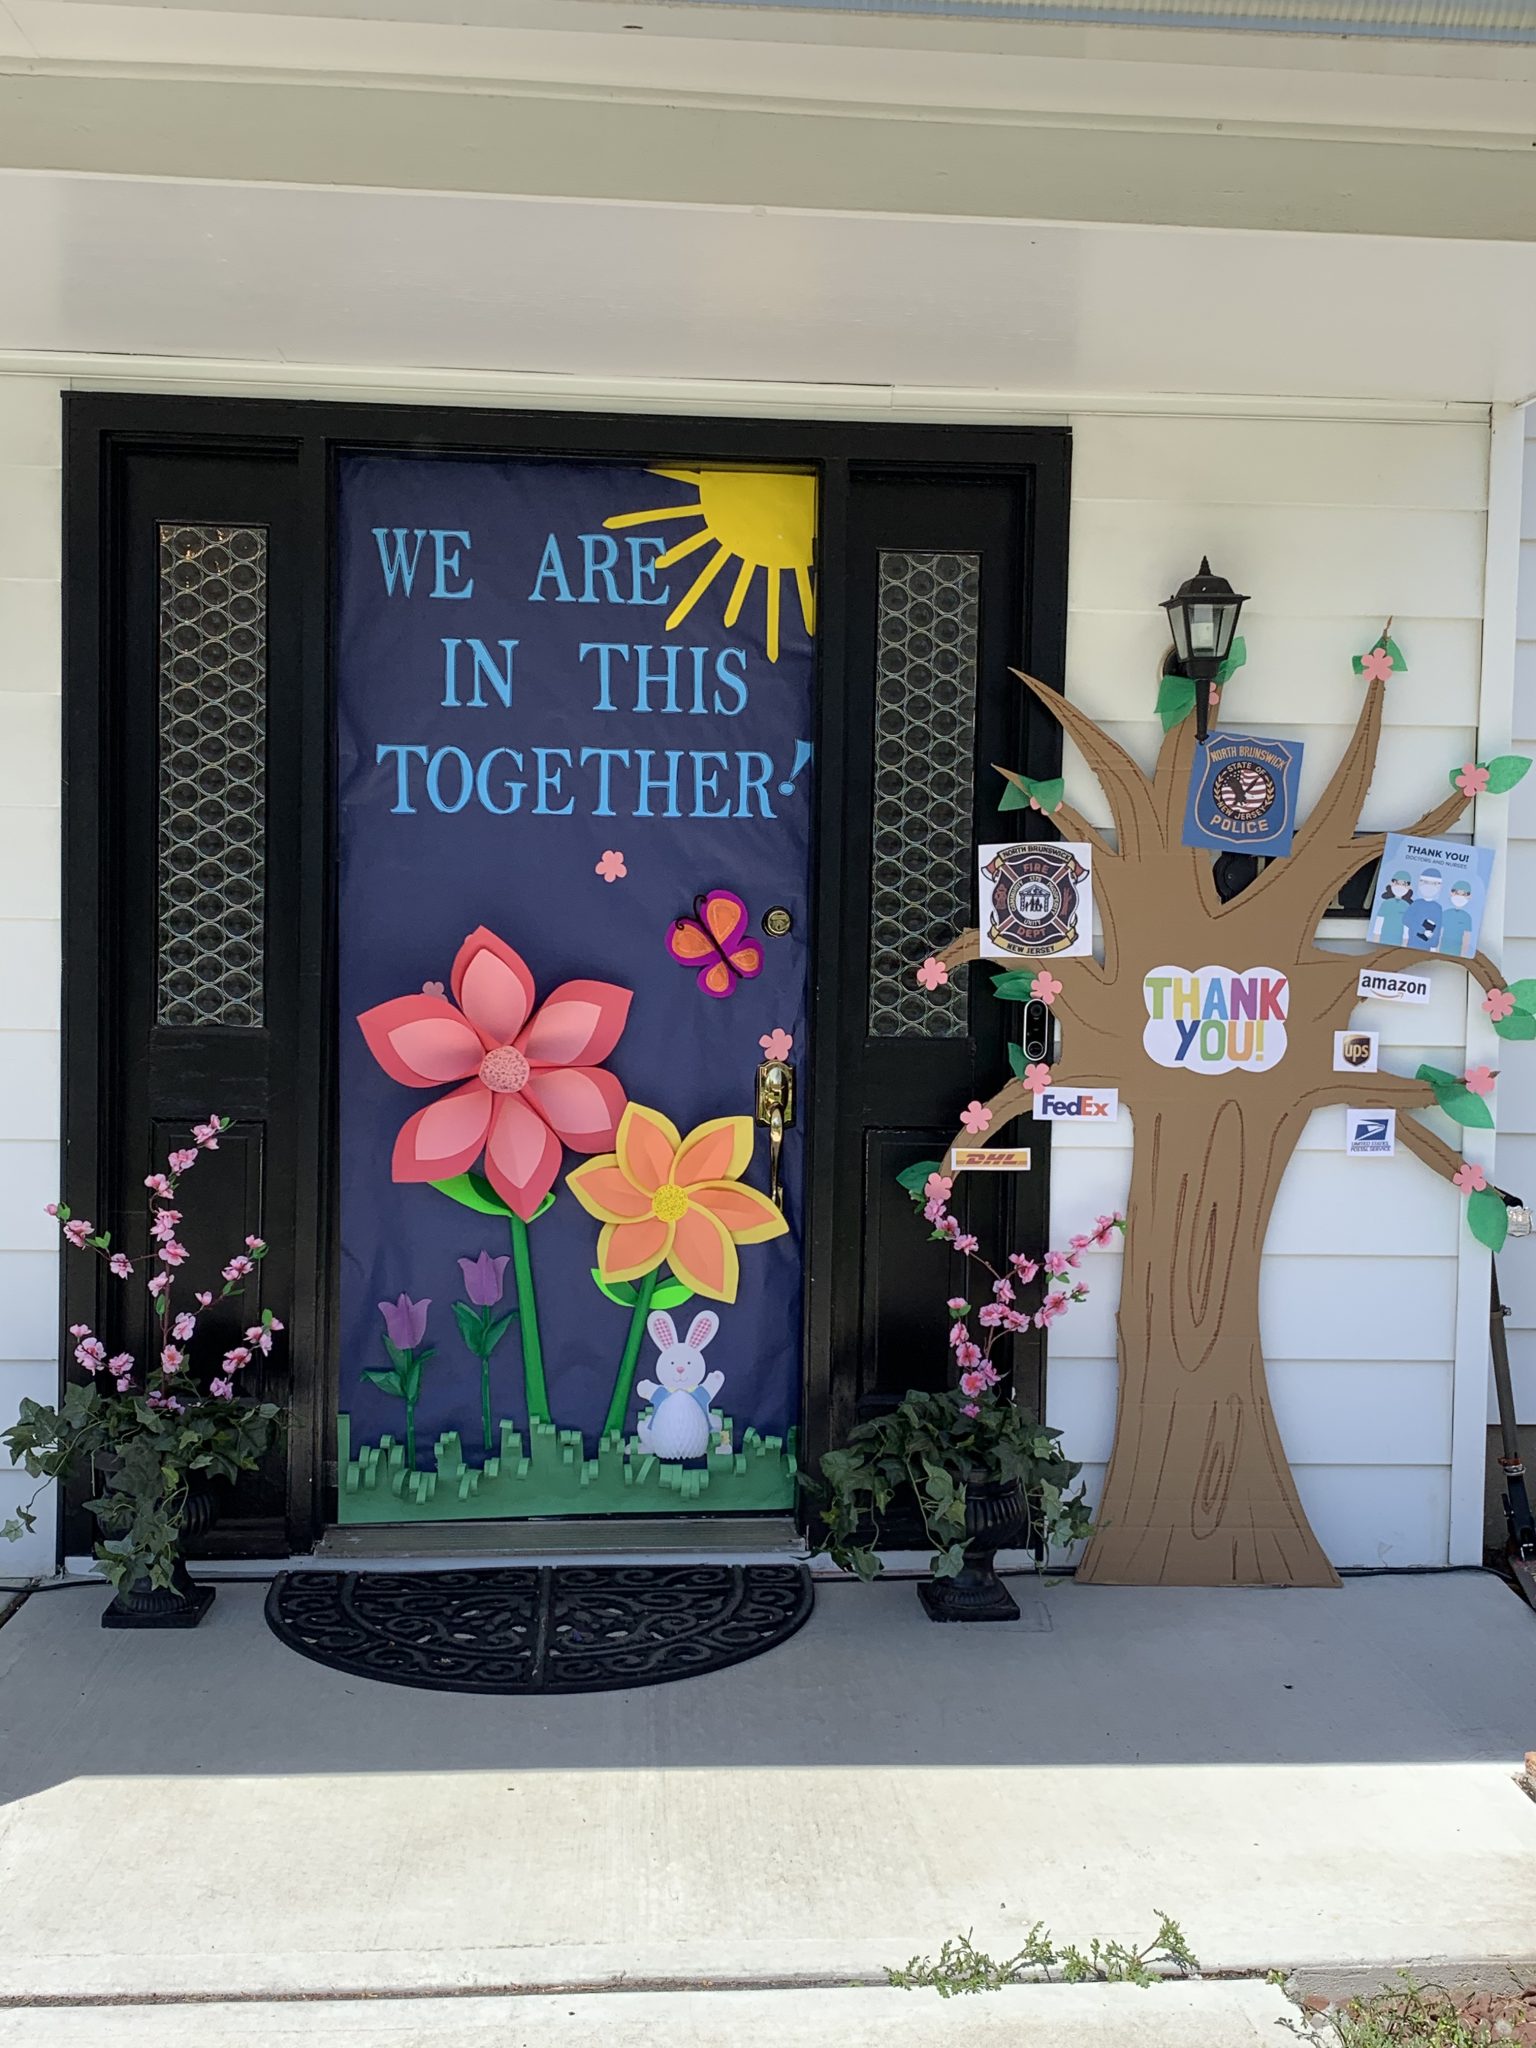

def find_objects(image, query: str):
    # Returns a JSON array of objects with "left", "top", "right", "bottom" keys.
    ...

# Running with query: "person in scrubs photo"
[{"left": 1370, "top": 870, "right": 1414, "bottom": 946}]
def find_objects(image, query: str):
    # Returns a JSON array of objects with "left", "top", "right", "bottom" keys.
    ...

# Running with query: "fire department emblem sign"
[{"left": 978, "top": 841, "right": 1095, "bottom": 960}]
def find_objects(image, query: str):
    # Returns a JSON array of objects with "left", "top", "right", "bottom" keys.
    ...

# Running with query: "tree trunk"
[{"left": 1076, "top": 1095, "right": 1340, "bottom": 1588}]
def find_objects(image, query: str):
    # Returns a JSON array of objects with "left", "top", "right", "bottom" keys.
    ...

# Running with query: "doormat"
[{"left": 264, "top": 1563, "right": 813, "bottom": 1694}]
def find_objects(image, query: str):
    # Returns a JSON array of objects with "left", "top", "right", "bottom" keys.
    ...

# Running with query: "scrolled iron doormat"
[{"left": 264, "top": 1563, "right": 813, "bottom": 1694}]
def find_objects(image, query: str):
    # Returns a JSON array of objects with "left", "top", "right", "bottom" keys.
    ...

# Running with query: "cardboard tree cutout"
[{"left": 927, "top": 640, "right": 1530, "bottom": 1589}]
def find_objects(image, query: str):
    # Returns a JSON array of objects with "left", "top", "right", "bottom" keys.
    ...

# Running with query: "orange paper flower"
[{"left": 567, "top": 1103, "right": 787, "bottom": 1303}]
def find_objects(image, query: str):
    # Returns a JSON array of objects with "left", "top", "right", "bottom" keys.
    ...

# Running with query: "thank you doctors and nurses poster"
[{"left": 334, "top": 455, "right": 815, "bottom": 1522}]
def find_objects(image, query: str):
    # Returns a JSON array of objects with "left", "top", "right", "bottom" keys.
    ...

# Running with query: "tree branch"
[
  {"left": 993, "top": 766, "right": 1116, "bottom": 862},
  {"left": 1394, "top": 1110, "right": 1483, "bottom": 1191},
  {"left": 1010, "top": 668, "right": 1162, "bottom": 859}
]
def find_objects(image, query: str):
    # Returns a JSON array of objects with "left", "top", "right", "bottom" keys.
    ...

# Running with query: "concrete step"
[{"left": 0, "top": 1981, "right": 1298, "bottom": 2046}]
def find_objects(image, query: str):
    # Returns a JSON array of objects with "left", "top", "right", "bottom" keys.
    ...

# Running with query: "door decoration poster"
[
  {"left": 335, "top": 457, "right": 814, "bottom": 1521},
  {"left": 1181, "top": 731, "right": 1303, "bottom": 855},
  {"left": 977, "top": 840, "right": 1095, "bottom": 959},
  {"left": 1369, "top": 833, "right": 1493, "bottom": 957}
]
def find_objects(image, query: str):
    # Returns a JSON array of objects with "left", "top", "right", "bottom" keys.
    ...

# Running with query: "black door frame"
[{"left": 61, "top": 393, "right": 1071, "bottom": 1557}]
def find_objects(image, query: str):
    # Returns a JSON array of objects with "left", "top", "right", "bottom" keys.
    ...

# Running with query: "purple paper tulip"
[
  {"left": 378, "top": 1293, "right": 430, "bottom": 1350},
  {"left": 457, "top": 1251, "right": 510, "bottom": 1307}
]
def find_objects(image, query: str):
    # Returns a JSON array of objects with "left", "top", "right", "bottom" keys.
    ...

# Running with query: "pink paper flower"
[
  {"left": 923, "top": 1197, "right": 948, "bottom": 1223},
  {"left": 168, "top": 1149, "right": 198, "bottom": 1174},
  {"left": 594, "top": 849, "right": 628, "bottom": 883},
  {"left": 1044, "top": 1250, "right": 1072, "bottom": 1277},
  {"left": 1023, "top": 1063, "right": 1052, "bottom": 1095},
  {"left": 172, "top": 1312, "right": 196, "bottom": 1342},
  {"left": 1359, "top": 645, "right": 1395, "bottom": 684},
  {"left": 357, "top": 926, "right": 632, "bottom": 1222},
  {"left": 926, "top": 1174, "right": 955, "bottom": 1206},
  {"left": 960, "top": 1369, "right": 990, "bottom": 1397},
  {"left": 157, "top": 1241, "right": 188, "bottom": 1267},
  {"left": 954, "top": 1233, "right": 979, "bottom": 1254},
  {"left": 63, "top": 1219, "right": 92, "bottom": 1248},
  {"left": 1453, "top": 1162, "right": 1488, "bottom": 1195},
  {"left": 955, "top": 1341, "right": 982, "bottom": 1369},
  {"left": 1463, "top": 1066, "right": 1496, "bottom": 1097},
  {"left": 208, "top": 1377, "right": 234, "bottom": 1400},
  {"left": 992, "top": 1276, "right": 1014, "bottom": 1304},
  {"left": 75, "top": 1337, "right": 106, "bottom": 1366},
  {"left": 147, "top": 1272, "right": 171, "bottom": 1298},
  {"left": 1010, "top": 1253, "right": 1039, "bottom": 1284},
  {"left": 144, "top": 1174, "right": 173, "bottom": 1198},
  {"left": 978, "top": 1303, "right": 1007, "bottom": 1328},
  {"left": 109, "top": 1253, "right": 133, "bottom": 1279},
  {"left": 960, "top": 1100, "right": 993, "bottom": 1135},
  {"left": 1455, "top": 762, "right": 1490, "bottom": 799},
  {"left": 222, "top": 1254, "right": 254, "bottom": 1282},
  {"left": 946, "top": 1297, "right": 968, "bottom": 1315},
  {"left": 192, "top": 1117, "right": 223, "bottom": 1150},
  {"left": 1031, "top": 970, "right": 1063, "bottom": 1006},
  {"left": 915, "top": 956, "right": 949, "bottom": 992},
  {"left": 160, "top": 1346, "right": 184, "bottom": 1374},
  {"left": 1484, "top": 987, "right": 1517, "bottom": 1021},
  {"left": 151, "top": 1213, "right": 179, "bottom": 1244},
  {"left": 759, "top": 1028, "right": 794, "bottom": 1063}
]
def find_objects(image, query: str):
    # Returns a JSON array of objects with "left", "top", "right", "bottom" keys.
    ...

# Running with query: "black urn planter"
[
  {"left": 100, "top": 1488, "right": 218, "bottom": 1631},
  {"left": 917, "top": 1476, "right": 1029, "bottom": 1624}
]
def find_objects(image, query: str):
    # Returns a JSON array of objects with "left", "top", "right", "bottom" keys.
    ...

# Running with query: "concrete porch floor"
[{"left": 1, "top": 1570, "right": 1534, "bottom": 2012}]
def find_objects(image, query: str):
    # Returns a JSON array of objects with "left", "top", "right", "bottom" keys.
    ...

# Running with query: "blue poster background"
[{"left": 336, "top": 454, "right": 813, "bottom": 1498}]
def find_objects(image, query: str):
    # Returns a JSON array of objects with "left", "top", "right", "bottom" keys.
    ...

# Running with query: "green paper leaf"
[
  {"left": 1382, "top": 635, "right": 1405, "bottom": 671},
  {"left": 431, "top": 1171, "right": 514, "bottom": 1218},
  {"left": 362, "top": 1370, "right": 405, "bottom": 1397},
  {"left": 998, "top": 778, "right": 1031, "bottom": 813},
  {"left": 532, "top": 1191, "right": 555, "bottom": 1219},
  {"left": 452, "top": 1301, "right": 487, "bottom": 1350},
  {"left": 896, "top": 1158, "right": 945, "bottom": 1200},
  {"left": 1416, "top": 1062, "right": 1495, "bottom": 1128},
  {"left": 381, "top": 1334, "right": 408, "bottom": 1372},
  {"left": 1494, "top": 1008, "right": 1536, "bottom": 1041},
  {"left": 1485, "top": 754, "right": 1532, "bottom": 794},
  {"left": 1508, "top": 979, "right": 1536, "bottom": 1014},
  {"left": 591, "top": 1269, "right": 638, "bottom": 1308},
  {"left": 1031, "top": 777, "right": 1065, "bottom": 814},
  {"left": 1156, "top": 671, "right": 1197, "bottom": 733},
  {"left": 1415, "top": 1063, "right": 1458, "bottom": 1094},
  {"left": 1007, "top": 1042, "right": 1029, "bottom": 1080},
  {"left": 652, "top": 1277, "right": 695, "bottom": 1311},
  {"left": 991, "top": 971, "right": 1037, "bottom": 1002},
  {"left": 484, "top": 1312, "right": 517, "bottom": 1349},
  {"left": 1467, "top": 1187, "right": 1508, "bottom": 1253},
  {"left": 1212, "top": 635, "right": 1247, "bottom": 687},
  {"left": 590, "top": 1267, "right": 693, "bottom": 1311}
]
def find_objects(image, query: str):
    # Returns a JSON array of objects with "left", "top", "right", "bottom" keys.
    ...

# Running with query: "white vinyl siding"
[{"left": 1050, "top": 410, "right": 1491, "bottom": 1567}]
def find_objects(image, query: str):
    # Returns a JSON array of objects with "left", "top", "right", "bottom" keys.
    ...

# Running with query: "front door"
[
  {"left": 63, "top": 396, "right": 1069, "bottom": 1557},
  {"left": 334, "top": 455, "right": 815, "bottom": 1522}
]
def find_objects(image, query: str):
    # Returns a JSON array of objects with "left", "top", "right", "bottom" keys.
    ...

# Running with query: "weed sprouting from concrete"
[{"left": 887, "top": 1913, "right": 1198, "bottom": 1996}]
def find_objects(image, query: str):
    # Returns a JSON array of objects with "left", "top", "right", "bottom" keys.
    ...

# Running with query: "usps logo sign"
[
  {"left": 1033, "top": 1087, "right": 1119, "bottom": 1123},
  {"left": 1345, "top": 1108, "right": 1397, "bottom": 1157}
]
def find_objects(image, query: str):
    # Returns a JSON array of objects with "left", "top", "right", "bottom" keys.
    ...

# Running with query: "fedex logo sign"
[{"left": 1032, "top": 1087, "right": 1119, "bottom": 1123}]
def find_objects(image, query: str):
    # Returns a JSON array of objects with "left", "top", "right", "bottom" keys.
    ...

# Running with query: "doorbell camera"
[{"left": 1022, "top": 998, "right": 1053, "bottom": 1066}]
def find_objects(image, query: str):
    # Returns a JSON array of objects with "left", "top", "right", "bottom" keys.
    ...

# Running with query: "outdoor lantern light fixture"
[{"left": 1162, "top": 557, "right": 1248, "bottom": 745}]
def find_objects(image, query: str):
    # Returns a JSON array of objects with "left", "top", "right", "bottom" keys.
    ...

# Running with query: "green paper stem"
[
  {"left": 604, "top": 1264, "right": 662, "bottom": 1440},
  {"left": 480, "top": 1314, "right": 493, "bottom": 1462},
  {"left": 508, "top": 1213, "right": 549, "bottom": 1425}
]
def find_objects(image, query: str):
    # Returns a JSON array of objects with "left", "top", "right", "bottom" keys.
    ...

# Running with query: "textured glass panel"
[
  {"left": 867, "top": 549, "right": 980, "bottom": 1037},
  {"left": 156, "top": 523, "right": 268, "bottom": 1027}
]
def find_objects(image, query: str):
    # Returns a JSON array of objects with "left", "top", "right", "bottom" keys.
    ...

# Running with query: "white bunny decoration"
[{"left": 635, "top": 1311, "right": 724, "bottom": 1461}]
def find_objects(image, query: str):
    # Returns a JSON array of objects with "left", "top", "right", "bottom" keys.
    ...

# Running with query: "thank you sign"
[{"left": 1142, "top": 965, "right": 1288, "bottom": 1074}]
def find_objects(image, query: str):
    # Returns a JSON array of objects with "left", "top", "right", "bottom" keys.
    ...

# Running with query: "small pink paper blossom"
[
  {"left": 1031, "top": 970, "right": 1063, "bottom": 1006},
  {"left": 147, "top": 1273, "right": 171, "bottom": 1298},
  {"left": 1035, "top": 1292, "right": 1069, "bottom": 1327},
  {"left": 1453, "top": 1162, "right": 1488, "bottom": 1195},
  {"left": 75, "top": 1337, "right": 106, "bottom": 1366},
  {"left": 915, "top": 956, "right": 949, "bottom": 992},
  {"left": 172, "top": 1312, "right": 197, "bottom": 1341},
  {"left": 192, "top": 1117, "right": 223, "bottom": 1149},
  {"left": 992, "top": 1276, "right": 1014, "bottom": 1304},
  {"left": 955, "top": 1341, "right": 982, "bottom": 1369},
  {"left": 1023, "top": 1063, "right": 1052, "bottom": 1095},
  {"left": 144, "top": 1174, "right": 173, "bottom": 1198},
  {"left": 208, "top": 1377, "right": 234, "bottom": 1399},
  {"left": 157, "top": 1241, "right": 188, "bottom": 1267},
  {"left": 151, "top": 1213, "right": 179, "bottom": 1244},
  {"left": 223, "top": 1255, "right": 255, "bottom": 1282},
  {"left": 109, "top": 1253, "right": 133, "bottom": 1279},
  {"left": 1455, "top": 762, "right": 1490, "bottom": 799},
  {"left": 954, "top": 1233, "right": 979, "bottom": 1254},
  {"left": 759, "top": 1028, "right": 794, "bottom": 1063},
  {"left": 1359, "top": 645, "right": 1395, "bottom": 684},
  {"left": 1464, "top": 1066, "right": 1496, "bottom": 1097},
  {"left": 1010, "top": 1253, "right": 1039, "bottom": 1284},
  {"left": 978, "top": 1303, "right": 1007, "bottom": 1328},
  {"left": 63, "top": 1219, "right": 92, "bottom": 1248},
  {"left": 960, "top": 1369, "right": 990, "bottom": 1397},
  {"left": 923, "top": 1197, "right": 948, "bottom": 1223},
  {"left": 946, "top": 1297, "right": 968, "bottom": 1315},
  {"left": 168, "top": 1149, "right": 198, "bottom": 1174},
  {"left": 595, "top": 849, "right": 628, "bottom": 883},
  {"left": 1003, "top": 1309, "right": 1031, "bottom": 1333},
  {"left": 926, "top": 1173, "right": 954, "bottom": 1206},
  {"left": 960, "top": 1100, "right": 993, "bottom": 1135},
  {"left": 160, "top": 1346, "right": 184, "bottom": 1373},
  {"left": 1044, "top": 1250, "right": 1072, "bottom": 1277},
  {"left": 1484, "top": 988, "right": 1517, "bottom": 1021}
]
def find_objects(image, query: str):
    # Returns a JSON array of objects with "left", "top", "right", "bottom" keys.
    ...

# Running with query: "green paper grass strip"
[
  {"left": 1467, "top": 1187, "right": 1508, "bottom": 1253},
  {"left": 1415, "top": 1062, "right": 1494, "bottom": 1129}
]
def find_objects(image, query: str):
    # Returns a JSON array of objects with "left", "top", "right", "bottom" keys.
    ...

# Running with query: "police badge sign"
[
  {"left": 978, "top": 841, "right": 1095, "bottom": 960},
  {"left": 1182, "top": 731, "right": 1304, "bottom": 856}
]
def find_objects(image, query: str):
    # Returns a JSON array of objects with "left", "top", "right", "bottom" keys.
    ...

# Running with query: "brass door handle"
[{"left": 754, "top": 1059, "right": 795, "bottom": 1210}]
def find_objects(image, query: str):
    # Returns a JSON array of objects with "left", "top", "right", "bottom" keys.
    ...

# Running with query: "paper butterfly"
[{"left": 667, "top": 891, "right": 764, "bottom": 1000}]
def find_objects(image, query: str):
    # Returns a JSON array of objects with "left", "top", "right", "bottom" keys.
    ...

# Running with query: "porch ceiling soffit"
[{"left": 1, "top": 70, "right": 1535, "bottom": 241}]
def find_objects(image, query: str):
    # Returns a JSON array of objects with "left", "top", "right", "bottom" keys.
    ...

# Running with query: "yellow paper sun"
[{"left": 604, "top": 469, "right": 816, "bottom": 663}]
